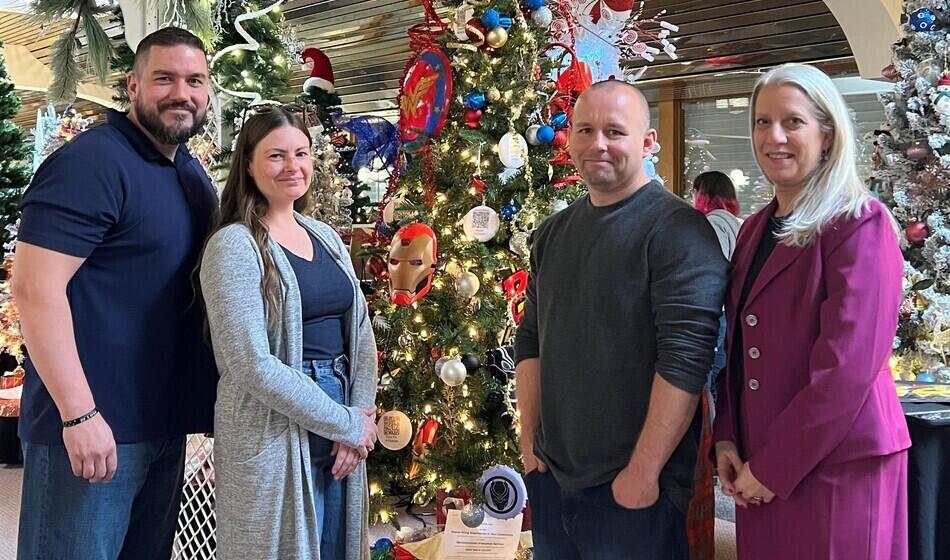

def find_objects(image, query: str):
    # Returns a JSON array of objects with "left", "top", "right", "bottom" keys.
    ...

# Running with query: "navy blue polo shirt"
[{"left": 17, "top": 109, "right": 219, "bottom": 444}]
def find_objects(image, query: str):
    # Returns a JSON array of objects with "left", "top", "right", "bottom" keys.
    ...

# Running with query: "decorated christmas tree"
[
  {"left": 0, "top": 42, "right": 29, "bottom": 374},
  {"left": 298, "top": 47, "right": 363, "bottom": 233},
  {"left": 0, "top": 42, "right": 30, "bottom": 247},
  {"left": 210, "top": 0, "right": 293, "bottom": 170},
  {"left": 360, "top": 0, "right": 587, "bottom": 523},
  {"left": 683, "top": 128, "right": 715, "bottom": 185},
  {"left": 874, "top": 1, "right": 950, "bottom": 384}
]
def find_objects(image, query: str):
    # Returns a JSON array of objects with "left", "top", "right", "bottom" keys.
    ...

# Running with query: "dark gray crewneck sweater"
[{"left": 514, "top": 182, "right": 728, "bottom": 512}]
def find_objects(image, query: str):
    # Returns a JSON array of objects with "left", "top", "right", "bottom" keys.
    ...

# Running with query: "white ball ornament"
[
  {"left": 463, "top": 205, "right": 500, "bottom": 242},
  {"left": 532, "top": 6, "right": 553, "bottom": 27},
  {"left": 456, "top": 271, "right": 481, "bottom": 297},
  {"left": 525, "top": 124, "right": 542, "bottom": 146},
  {"left": 434, "top": 357, "right": 449, "bottom": 376},
  {"left": 498, "top": 132, "right": 529, "bottom": 169},
  {"left": 440, "top": 358, "right": 468, "bottom": 386},
  {"left": 376, "top": 410, "right": 413, "bottom": 450}
]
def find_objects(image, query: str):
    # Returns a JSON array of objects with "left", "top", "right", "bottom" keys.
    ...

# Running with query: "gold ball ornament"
[
  {"left": 486, "top": 27, "right": 508, "bottom": 49},
  {"left": 487, "top": 87, "right": 501, "bottom": 102}
]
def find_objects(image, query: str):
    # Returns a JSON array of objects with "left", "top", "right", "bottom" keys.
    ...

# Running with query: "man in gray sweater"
[{"left": 514, "top": 80, "right": 728, "bottom": 559}]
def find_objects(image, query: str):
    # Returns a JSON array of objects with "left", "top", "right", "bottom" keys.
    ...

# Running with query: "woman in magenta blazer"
[{"left": 713, "top": 63, "right": 910, "bottom": 559}]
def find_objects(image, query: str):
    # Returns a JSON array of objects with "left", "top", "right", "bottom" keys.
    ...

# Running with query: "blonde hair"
[{"left": 750, "top": 64, "right": 878, "bottom": 247}]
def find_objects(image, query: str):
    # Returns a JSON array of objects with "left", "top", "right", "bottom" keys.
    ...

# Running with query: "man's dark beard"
[{"left": 134, "top": 99, "right": 207, "bottom": 145}]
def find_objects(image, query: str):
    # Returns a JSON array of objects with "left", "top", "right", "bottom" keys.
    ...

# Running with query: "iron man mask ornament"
[{"left": 388, "top": 223, "right": 438, "bottom": 305}]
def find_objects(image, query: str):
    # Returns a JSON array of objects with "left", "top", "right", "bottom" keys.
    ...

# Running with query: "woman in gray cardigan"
[{"left": 199, "top": 106, "right": 379, "bottom": 560}]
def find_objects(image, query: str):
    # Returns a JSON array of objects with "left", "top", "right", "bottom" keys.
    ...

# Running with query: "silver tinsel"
[
  {"left": 893, "top": 189, "right": 910, "bottom": 207},
  {"left": 929, "top": 134, "right": 950, "bottom": 149},
  {"left": 212, "top": 0, "right": 237, "bottom": 35},
  {"left": 940, "top": 154, "right": 950, "bottom": 168},
  {"left": 307, "top": 136, "right": 354, "bottom": 234},
  {"left": 893, "top": 336, "right": 902, "bottom": 350},
  {"left": 929, "top": 212, "right": 947, "bottom": 230},
  {"left": 884, "top": 102, "right": 901, "bottom": 124},
  {"left": 907, "top": 111, "right": 925, "bottom": 129}
]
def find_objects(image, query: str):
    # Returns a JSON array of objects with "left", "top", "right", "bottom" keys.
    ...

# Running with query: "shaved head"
[
  {"left": 577, "top": 80, "right": 651, "bottom": 131},
  {"left": 569, "top": 79, "right": 657, "bottom": 206}
]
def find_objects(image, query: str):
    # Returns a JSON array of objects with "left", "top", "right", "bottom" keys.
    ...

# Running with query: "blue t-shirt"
[
  {"left": 17, "top": 109, "right": 219, "bottom": 444},
  {"left": 280, "top": 232, "right": 352, "bottom": 361}
]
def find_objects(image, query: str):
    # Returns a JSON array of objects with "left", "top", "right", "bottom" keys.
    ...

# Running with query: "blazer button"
[
  {"left": 748, "top": 347, "right": 761, "bottom": 359},
  {"left": 745, "top": 314, "right": 758, "bottom": 327},
  {"left": 748, "top": 378, "right": 760, "bottom": 391}
]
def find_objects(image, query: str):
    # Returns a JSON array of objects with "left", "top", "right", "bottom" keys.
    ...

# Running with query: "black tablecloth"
[
  {"left": 904, "top": 402, "right": 950, "bottom": 560},
  {"left": 0, "top": 416, "right": 20, "bottom": 463}
]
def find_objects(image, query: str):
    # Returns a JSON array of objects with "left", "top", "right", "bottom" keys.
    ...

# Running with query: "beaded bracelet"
[{"left": 62, "top": 407, "right": 99, "bottom": 428}]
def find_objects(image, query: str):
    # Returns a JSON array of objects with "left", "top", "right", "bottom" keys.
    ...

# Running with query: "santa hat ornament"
[
  {"left": 301, "top": 47, "right": 335, "bottom": 93},
  {"left": 938, "top": 72, "right": 950, "bottom": 90}
]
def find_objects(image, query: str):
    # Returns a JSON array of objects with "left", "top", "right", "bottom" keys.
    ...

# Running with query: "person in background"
[
  {"left": 714, "top": 63, "right": 909, "bottom": 559},
  {"left": 199, "top": 105, "right": 378, "bottom": 560},
  {"left": 687, "top": 170, "right": 742, "bottom": 559},
  {"left": 692, "top": 171, "right": 742, "bottom": 260},
  {"left": 12, "top": 27, "right": 218, "bottom": 559}
]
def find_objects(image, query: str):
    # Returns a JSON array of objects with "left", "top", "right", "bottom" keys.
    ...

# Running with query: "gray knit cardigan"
[{"left": 200, "top": 215, "right": 378, "bottom": 560}]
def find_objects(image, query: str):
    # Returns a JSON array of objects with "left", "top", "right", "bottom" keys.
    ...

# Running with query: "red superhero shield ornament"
[
  {"left": 388, "top": 223, "right": 438, "bottom": 306},
  {"left": 399, "top": 49, "right": 453, "bottom": 154},
  {"left": 502, "top": 270, "right": 528, "bottom": 324}
]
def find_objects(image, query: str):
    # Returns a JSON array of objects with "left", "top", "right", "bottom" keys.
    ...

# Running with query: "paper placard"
[{"left": 436, "top": 509, "right": 522, "bottom": 560}]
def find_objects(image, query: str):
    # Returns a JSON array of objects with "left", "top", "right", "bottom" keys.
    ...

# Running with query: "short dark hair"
[{"left": 133, "top": 27, "right": 206, "bottom": 74}]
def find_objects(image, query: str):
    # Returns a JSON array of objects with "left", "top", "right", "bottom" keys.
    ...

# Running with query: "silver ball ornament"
[
  {"left": 525, "top": 124, "right": 542, "bottom": 146},
  {"left": 510, "top": 232, "right": 529, "bottom": 257},
  {"left": 460, "top": 504, "right": 485, "bottom": 528},
  {"left": 440, "top": 358, "right": 468, "bottom": 386},
  {"left": 532, "top": 6, "right": 553, "bottom": 27},
  {"left": 434, "top": 357, "right": 449, "bottom": 376},
  {"left": 456, "top": 272, "right": 481, "bottom": 298}
]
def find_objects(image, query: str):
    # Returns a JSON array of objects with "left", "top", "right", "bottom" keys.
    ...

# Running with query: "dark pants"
[
  {"left": 525, "top": 469, "right": 688, "bottom": 560},
  {"left": 18, "top": 437, "right": 186, "bottom": 560}
]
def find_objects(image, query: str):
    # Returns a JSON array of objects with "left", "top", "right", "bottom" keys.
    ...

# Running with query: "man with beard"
[
  {"left": 514, "top": 80, "right": 727, "bottom": 559},
  {"left": 12, "top": 27, "right": 218, "bottom": 559}
]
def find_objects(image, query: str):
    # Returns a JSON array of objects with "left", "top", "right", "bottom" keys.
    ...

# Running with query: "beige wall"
[{"left": 824, "top": 0, "right": 903, "bottom": 79}]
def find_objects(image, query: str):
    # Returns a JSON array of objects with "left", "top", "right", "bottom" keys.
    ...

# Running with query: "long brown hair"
[{"left": 204, "top": 106, "right": 313, "bottom": 330}]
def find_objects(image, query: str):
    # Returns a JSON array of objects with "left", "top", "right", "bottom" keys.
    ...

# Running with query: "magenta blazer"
[{"left": 713, "top": 198, "right": 911, "bottom": 500}]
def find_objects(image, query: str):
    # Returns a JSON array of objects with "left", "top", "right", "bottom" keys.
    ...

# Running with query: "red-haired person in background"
[
  {"left": 692, "top": 171, "right": 742, "bottom": 259},
  {"left": 687, "top": 171, "right": 741, "bottom": 559}
]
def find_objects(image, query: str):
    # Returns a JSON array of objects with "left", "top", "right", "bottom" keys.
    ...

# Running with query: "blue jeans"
[
  {"left": 707, "top": 313, "right": 727, "bottom": 423},
  {"left": 18, "top": 436, "right": 186, "bottom": 560},
  {"left": 525, "top": 469, "right": 688, "bottom": 560},
  {"left": 303, "top": 356, "right": 349, "bottom": 560}
]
